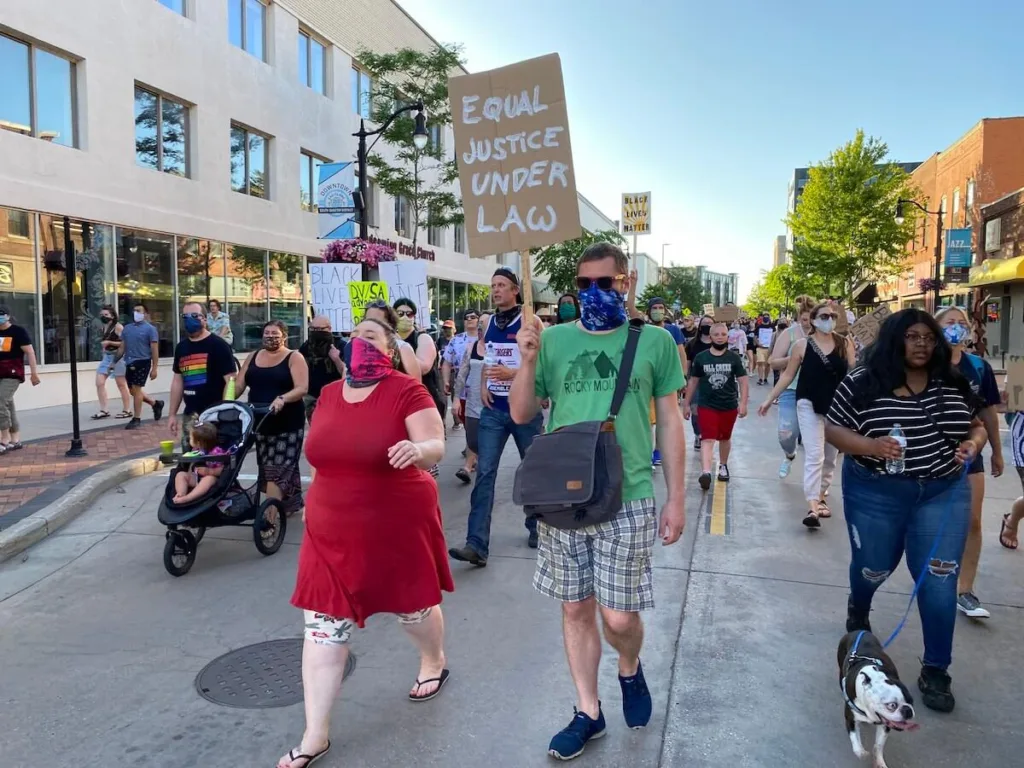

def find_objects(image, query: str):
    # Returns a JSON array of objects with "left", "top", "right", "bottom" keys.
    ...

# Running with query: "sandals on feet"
[
  {"left": 279, "top": 741, "right": 330, "bottom": 768},
  {"left": 114, "top": 410, "right": 132, "bottom": 419},
  {"left": 802, "top": 510, "right": 821, "bottom": 529},
  {"left": 91, "top": 411, "right": 111, "bottom": 420},
  {"left": 816, "top": 499, "right": 832, "bottom": 519},
  {"left": 408, "top": 668, "right": 450, "bottom": 702},
  {"left": 1000, "top": 513, "right": 1019, "bottom": 550}
]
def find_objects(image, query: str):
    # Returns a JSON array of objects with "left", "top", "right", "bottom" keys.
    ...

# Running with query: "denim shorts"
[{"left": 97, "top": 352, "right": 126, "bottom": 377}]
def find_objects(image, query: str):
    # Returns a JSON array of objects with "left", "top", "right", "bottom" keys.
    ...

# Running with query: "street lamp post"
[
  {"left": 352, "top": 101, "right": 429, "bottom": 242},
  {"left": 61, "top": 216, "right": 86, "bottom": 457},
  {"left": 661, "top": 243, "right": 671, "bottom": 270},
  {"left": 896, "top": 199, "right": 944, "bottom": 312}
]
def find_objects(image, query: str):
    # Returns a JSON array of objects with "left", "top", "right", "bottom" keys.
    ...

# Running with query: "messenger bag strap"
[{"left": 608, "top": 319, "right": 646, "bottom": 420}]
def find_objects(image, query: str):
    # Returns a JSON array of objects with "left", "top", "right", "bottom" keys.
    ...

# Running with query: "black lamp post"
[
  {"left": 353, "top": 101, "right": 429, "bottom": 242},
  {"left": 60, "top": 216, "right": 87, "bottom": 457},
  {"left": 896, "top": 198, "right": 944, "bottom": 311}
]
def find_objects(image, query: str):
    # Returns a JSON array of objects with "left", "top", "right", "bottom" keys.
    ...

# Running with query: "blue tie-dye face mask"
[{"left": 579, "top": 283, "right": 627, "bottom": 331}]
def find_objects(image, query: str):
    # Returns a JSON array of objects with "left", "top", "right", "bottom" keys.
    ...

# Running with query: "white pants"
[{"left": 796, "top": 399, "right": 838, "bottom": 508}]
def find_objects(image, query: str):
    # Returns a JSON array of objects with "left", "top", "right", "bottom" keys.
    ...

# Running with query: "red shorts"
[{"left": 697, "top": 407, "right": 738, "bottom": 441}]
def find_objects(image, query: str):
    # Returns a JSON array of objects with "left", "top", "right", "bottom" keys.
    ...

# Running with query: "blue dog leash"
[{"left": 880, "top": 466, "right": 964, "bottom": 650}]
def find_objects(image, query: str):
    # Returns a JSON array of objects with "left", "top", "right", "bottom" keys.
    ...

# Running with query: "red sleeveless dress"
[{"left": 291, "top": 373, "right": 454, "bottom": 625}]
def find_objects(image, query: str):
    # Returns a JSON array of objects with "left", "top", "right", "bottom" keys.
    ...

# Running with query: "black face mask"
[
  {"left": 308, "top": 329, "right": 333, "bottom": 356},
  {"left": 700, "top": 326, "right": 712, "bottom": 338},
  {"left": 711, "top": 341, "right": 728, "bottom": 351}
]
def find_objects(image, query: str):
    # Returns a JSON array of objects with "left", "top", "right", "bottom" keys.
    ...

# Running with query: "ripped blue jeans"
[
  {"left": 842, "top": 459, "right": 970, "bottom": 670},
  {"left": 777, "top": 389, "right": 799, "bottom": 456}
]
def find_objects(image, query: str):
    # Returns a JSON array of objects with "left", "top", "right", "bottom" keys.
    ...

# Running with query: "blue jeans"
[
  {"left": 466, "top": 407, "right": 543, "bottom": 558},
  {"left": 777, "top": 389, "right": 799, "bottom": 456},
  {"left": 842, "top": 459, "right": 970, "bottom": 670},
  {"left": 690, "top": 393, "right": 701, "bottom": 438}
]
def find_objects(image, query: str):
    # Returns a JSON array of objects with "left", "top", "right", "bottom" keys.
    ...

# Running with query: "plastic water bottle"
[{"left": 886, "top": 424, "right": 907, "bottom": 475}]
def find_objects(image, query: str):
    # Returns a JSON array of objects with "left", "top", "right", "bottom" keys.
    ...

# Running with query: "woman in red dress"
[{"left": 277, "top": 318, "right": 453, "bottom": 768}]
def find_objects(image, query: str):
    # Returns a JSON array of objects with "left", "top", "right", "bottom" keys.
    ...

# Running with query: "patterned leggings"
[{"left": 303, "top": 607, "right": 433, "bottom": 646}]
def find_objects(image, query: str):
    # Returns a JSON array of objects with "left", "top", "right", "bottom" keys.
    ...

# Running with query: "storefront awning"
[{"left": 967, "top": 256, "right": 1024, "bottom": 287}]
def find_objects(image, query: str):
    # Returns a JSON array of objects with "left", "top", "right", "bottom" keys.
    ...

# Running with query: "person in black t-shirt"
[
  {"left": 168, "top": 301, "right": 238, "bottom": 451},
  {"left": 299, "top": 314, "right": 346, "bottom": 424},
  {"left": 0, "top": 306, "right": 40, "bottom": 452},
  {"left": 684, "top": 316, "right": 714, "bottom": 450}
]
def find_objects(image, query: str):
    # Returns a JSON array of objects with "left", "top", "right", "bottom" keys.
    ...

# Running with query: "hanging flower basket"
[
  {"left": 919, "top": 278, "right": 946, "bottom": 292},
  {"left": 320, "top": 238, "right": 396, "bottom": 269}
]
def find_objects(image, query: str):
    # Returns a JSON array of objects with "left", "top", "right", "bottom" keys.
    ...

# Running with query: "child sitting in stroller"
[{"left": 172, "top": 421, "right": 229, "bottom": 505}]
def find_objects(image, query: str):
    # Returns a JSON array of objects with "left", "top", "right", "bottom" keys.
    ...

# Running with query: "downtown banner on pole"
[
  {"left": 944, "top": 228, "right": 972, "bottom": 283},
  {"left": 317, "top": 161, "right": 357, "bottom": 240}
]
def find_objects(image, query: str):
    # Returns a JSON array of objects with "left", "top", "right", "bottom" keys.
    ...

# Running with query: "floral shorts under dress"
[
  {"left": 304, "top": 608, "right": 433, "bottom": 645},
  {"left": 255, "top": 427, "right": 304, "bottom": 515}
]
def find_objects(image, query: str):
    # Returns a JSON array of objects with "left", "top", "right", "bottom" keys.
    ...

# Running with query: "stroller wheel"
[
  {"left": 253, "top": 499, "right": 287, "bottom": 556},
  {"left": 163, "top": 530, "right": 197, "bottom": 577}
]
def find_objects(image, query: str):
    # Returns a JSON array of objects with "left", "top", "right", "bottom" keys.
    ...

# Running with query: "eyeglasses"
[
  {"left": 396, "top": 309, "right": 415, "bottom": 318},
  {"left": 181, "top": 312, "right": 203, "bottom": 321},
  {"left": 464, "top": 313, "right": 479, "bottom": 320},
  {"left": 905, "top": 332, "right": 937, "bottom": 347},
  {"left": 575, "top": 274, "right": 626, "bottom": 291}
]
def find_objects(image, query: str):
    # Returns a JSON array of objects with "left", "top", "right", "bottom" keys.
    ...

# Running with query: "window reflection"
[
  {"left": 158, "top": 0, "right": 186, "bottom": 13},
  {"left": 37, "top": 215, "right": 116, "bottom": 364},
  {"left": 225, "top": 245, "right": 267, "bottom": 352},
  {"left": 298, "top": 33, "right": 309, "bottom": 88},
  {"left": 310, "top": 39, "right": 325, "bottom": 95},
  {"left": 0, "top": 35, "right": 31, "bottom": 136},
  {"left": 0, "top": 209, "right": 39, "bottom": 357},
  {"left": 134, "top": 87, "right": 159, "bottom": 170},
  {"left": 0, "top": 34, "right": 76, "bottom": 147},
  {"left": 245, "top": 0, "right": 265, "bottom": 61},
  {"left": 116, "top": 228, "right": 175, "bottom": 357},
  {"left": 270, "top": 252, "right": 303, "bottom": 348},
  {"left": 34, "top": 49, "right": 74, "bottom": 147},
  {"left": 228, "top": 0, "right": 243, "bottom": 48},
  {"left": 438, "top": 279, "right": 453, "bottom": 331},
  {"left": 230, "top": 124, "right": 269, "bottom": 198},
  {"left": 177, "top": 238, "right": 226, "bottom": 310},
  {"left": 248, "top": 133, "right": 266, "bottom": 198},
  {"left": 161, "top": 97, "right": 187, "bottom": 176}
]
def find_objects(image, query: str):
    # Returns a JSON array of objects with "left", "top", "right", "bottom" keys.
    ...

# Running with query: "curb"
[{"left": 0, "top": 456, "right": 161, "bottom": 564}]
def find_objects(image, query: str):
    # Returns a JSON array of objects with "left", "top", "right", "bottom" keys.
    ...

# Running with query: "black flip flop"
[
  {"left": 802, "top": 511, "right": 821, "bottom": 529},
  {"left": 1000, "top": 513, "right": 1019, "bottom": 550},
  {"left": 282, "top": 740, "right": 330, "bottom": 767},
  {"left": 409, "top": 668, "right": 450, "bottom": 702},
  {"left": 455, "top": 469, "right": 471, "bottom": 484}
]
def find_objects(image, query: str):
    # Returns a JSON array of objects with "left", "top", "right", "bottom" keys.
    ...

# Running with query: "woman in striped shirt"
[{"left": 825, "top": 308, "right": 986, "bottom": 715}]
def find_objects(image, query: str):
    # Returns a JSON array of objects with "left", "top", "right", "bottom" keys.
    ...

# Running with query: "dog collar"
[{"left": 841, "top": 631, "right": 885, "bottom": 721}]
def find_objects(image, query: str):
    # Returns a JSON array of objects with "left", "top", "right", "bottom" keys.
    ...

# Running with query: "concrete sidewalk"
[{"left": 1, "top": 406, "right": 1022, "bottom": 767}]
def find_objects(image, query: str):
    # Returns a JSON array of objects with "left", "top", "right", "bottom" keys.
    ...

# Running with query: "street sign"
[
  {"left": 945, "top": 228, "right": 972, "bottom": 284},
  {"left": 621, "top": 192, "right": 651, "bottom": 235}
]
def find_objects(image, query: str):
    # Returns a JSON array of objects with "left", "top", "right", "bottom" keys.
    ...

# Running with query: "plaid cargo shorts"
[{"left": 533, "top": 498, "right": 658, "bottom": 612}]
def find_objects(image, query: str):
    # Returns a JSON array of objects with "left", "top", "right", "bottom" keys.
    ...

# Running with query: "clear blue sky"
[{"left": 398, "top": 0, "right": 1023, "bottom": 300}]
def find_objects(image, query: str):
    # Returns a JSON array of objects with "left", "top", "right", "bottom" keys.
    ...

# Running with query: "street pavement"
[{"left": 1, "top": 402, "right": 1023, "bottom": 767}]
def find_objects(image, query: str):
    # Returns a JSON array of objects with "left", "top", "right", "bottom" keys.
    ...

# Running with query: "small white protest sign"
[
  {"left": 309, "top": 262, "right": 361, "bottom": 332},
  {"left": 379, "top": 260, "right": 430, "bottom": 330}
]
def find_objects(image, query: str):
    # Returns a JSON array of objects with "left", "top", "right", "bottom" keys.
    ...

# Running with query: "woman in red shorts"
[
  {"left": 682, "top": 322, "right": 749, "bottom": 491},
  {"left": 277, "top": 317, "right": 452, "bottom": 768}
]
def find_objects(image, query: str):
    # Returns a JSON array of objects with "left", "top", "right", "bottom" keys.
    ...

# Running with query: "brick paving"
[{"left": 0, "top": 418, "right": 166, "bottom": 524}]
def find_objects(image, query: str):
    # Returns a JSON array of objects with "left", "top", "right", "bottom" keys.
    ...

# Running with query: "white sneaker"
[
  {"left": 957, "top": 592, "right": 991, "bottom": 619},
  {"left": 779, "top": 456, "right": 795, "bottom": 479}
]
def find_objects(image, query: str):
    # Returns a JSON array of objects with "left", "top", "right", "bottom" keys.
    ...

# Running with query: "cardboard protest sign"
[
  {"left": 1006, "top": 357, "right": 1024, "bottom": 412},
  {"left": 850, "top": 305, "right": 892, "bottom": 348},
  {"left": 702, "top": 303, "right": 715, "bottom": 317},
  {"left": 448, "top": 53, "right": 582, "bottom": 258},
  {"left": 714, "top": 305, "right": 739, "bottom": 323},
  {"left": 348, "top": 281, "right": 388, "bottom": 323},
  {"left": 309, "top": 262, "right": 361, "bottom": 332},
  {"left": 833, "top": 301, "right": 850, "bottom": 333},
  {"left": 621, "top": 192, "right": 651, "bottom": 235},
  {"left": 378, "top": 260, "right": 430, "bottom": 330},
  {"left": 757, "top": 327, "right": 773, "bottom": 347}
]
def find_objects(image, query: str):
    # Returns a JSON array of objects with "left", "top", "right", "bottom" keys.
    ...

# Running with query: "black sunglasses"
[
  {"left": 575, "top": 274, "right": 625, "bottom": 291},
  {"left": 181, "top": 312, "right": 203, "bottom": 321}
]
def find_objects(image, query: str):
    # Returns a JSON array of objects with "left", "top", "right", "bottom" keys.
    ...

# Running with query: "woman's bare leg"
[
  {"left": 398, "top": 606, "right": 447, "bottom": 697},
  {"left": 95, "top": 373, "right": 109, "bottom": 411}
]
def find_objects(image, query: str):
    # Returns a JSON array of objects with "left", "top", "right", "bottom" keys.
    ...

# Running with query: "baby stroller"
[{"left": 157, "top": 401, "right": 287, "bottom": 576}]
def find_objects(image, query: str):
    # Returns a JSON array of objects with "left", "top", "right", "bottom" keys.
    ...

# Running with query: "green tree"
[
  {"left": 532, "top": 229, "right": 626, "bottom": 296},
  {"left": 638, "top": 267, "right": 708, "bottom": 314},
  {"left": 786, "top": 130, "right": 920, "bottom": 298},
  {"left": 359, "top": 45, "right": 465, "bottom": 253}
]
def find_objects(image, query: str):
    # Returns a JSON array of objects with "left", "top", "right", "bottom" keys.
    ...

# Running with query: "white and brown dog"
[{"left": 837, "top": 630, "right": 919, "bottom": 768}]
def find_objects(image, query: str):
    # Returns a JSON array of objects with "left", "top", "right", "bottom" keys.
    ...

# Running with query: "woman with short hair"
[{"left": 93, "top": 304, "right": 132, "bottom": 419}]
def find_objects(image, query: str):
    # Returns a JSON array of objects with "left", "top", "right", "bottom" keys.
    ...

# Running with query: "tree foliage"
[
  {"left": 744, "top": 263, "right": 828, "bottom": 316},
  {"left": 638, "top": 267, "right": 708, "bottom": 315},
  {"left": 786, "top": 130, "right": 920, "bottom": 298},
  {"left": 359, "top": 45, "right": 465, "bottom": 251},
  {"left": 532, "top": 229, "right": 626, "bottom": 297}
]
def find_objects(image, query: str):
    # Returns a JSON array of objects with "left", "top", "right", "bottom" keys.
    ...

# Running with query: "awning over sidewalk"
[{"left": 967, "top": 256, "right": 1024, "bottom": 287}]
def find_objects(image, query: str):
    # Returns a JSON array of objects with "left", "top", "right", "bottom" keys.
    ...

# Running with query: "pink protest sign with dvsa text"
[{"left": 448, "top": 53, "right": 582, "bottom": 258}]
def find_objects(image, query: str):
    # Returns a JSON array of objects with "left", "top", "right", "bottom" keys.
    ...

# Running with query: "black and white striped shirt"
[{"left": 827, "top": 368, "right": 977, "bottom": 478}]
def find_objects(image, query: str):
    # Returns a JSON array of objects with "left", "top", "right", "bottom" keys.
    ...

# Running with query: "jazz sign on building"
[
  {"left": 448, "top": 53, "right": 582, "bottom": 257},
  {"left": 944, "top": 228, "right": 972, "bottom": 283}
]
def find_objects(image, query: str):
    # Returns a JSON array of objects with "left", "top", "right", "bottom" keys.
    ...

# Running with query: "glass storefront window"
[
  {"left": 177, "top": 237, "right": 226, "bottom": 310},
  {"left": 226, "top": 244, "right": 267, "bottom": 352},
  {"left": 269, "top": 252, "right": 303, "bottom": 348},
  {"left": 468, "top": 283, "right": 490, "bottom": 312},
  {"left": 438, "top": 279, "right": 453, "bottom": 332},
  {"left": 0, "top": 208, "right": 39, "bottom": 355},
  {"left": 116, "top": 228, "right": 175, "bottom": 357},
  {"left": 37, "top": 215, "right": 116, "bottom": 364},
  {"left": 427, "top": 277, "right": 438, "bottom": 331},
  {"left": 454, "top": 282, "right": 468, "bottom": 320}
]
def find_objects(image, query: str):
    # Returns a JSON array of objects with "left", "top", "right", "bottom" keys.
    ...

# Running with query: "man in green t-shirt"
[{"left": 510, "top": 242, "right": 686, "bottom": 761}]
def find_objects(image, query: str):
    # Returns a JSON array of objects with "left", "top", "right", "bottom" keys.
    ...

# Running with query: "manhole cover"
[{"left": 195, "top": 638, "right": 356, "bottom": 708}]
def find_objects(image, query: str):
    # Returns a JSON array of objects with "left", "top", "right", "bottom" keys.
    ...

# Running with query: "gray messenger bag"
[{"left": 513, "top": 319, "right": 644, "bottom": 530}]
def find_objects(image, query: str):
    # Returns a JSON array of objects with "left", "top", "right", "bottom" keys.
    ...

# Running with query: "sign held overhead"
[
  {"left": 448, "top": 53, "right": 582, "bottom": 257},
  {"left": 621, "top": 192, "right": 651, "bottom": 235}
]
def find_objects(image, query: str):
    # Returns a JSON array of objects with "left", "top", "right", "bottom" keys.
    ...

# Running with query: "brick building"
[
  {"left": 967, "top": 188, "right": 1024, "bottom": 356},
  {"left": 880, "top": 117, "right": 1024, "bottom": 311}
]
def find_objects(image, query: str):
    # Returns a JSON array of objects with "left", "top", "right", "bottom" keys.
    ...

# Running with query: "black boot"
[
  {"left": 918, "top": 665, "right": 955, "bottom": 712},
  {"left": 845, "top": 599, "right": 872, "bottom": 633}
]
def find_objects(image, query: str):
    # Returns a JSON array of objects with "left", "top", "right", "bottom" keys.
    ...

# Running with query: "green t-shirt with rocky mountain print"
[{"left": 535, "top": 322, "right": 685, "bottom": 503}]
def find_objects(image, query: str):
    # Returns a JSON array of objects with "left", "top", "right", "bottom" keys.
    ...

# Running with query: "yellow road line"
[{"left": 709, "top": 478, "right": 728, "bottom": 535}]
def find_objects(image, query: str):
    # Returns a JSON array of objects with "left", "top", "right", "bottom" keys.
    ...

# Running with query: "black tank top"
[
  {"left": 247, "top": 351, "right": 304, "bottom": 434},
  {"left": 796, "top": 337, "right": 849, "bottom": 415},
  {"left": 470, "top": 342, "right": 484, "bottom": 361},
  {"left": 406, "top": 331, "right": 445, "bottom": 410}
]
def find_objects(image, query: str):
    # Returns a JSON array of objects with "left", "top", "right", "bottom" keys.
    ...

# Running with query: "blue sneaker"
[
  {"left": 652, "top": 449, "right": 662, "bottom": 467},
  {"left": 619, "top": 659, "right": 652, "bottom": 729},
  {"left": 548, "top": 706, "right": 606, "bottom": 761}
]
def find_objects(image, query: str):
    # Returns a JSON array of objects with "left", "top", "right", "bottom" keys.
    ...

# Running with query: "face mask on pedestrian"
[
  {"left": 711, "top": 340, "right": 728, "bottom": 351},
  {"left": 578, "top": 281, "right": 627, "bottom": 332},
  {"left": 396, "top": 313, "right": 414, "bottom": 335},
  {"left": 133, "top": 311, "right": 144, "bottom": 323},
  {"left": 943, "top": 322, "right": 970, "bottom": 345},
  {"left": 262, "top": 335, "right": 282, "bottom": 351},
  {"left": 558, "top": 302, "right": 577, "bottom": 322},
  {"left": 812, "top": 316, "right": 835, "bottom": 334},
  {"left": 344, "top": 336, "right": 393, "bottom": 387},
  {"left": 650, "top": 308, "right": 665, "bottom": 323},
  {"left": 182, "top": 314, "right": 204, "bottom": 336},
  {"left": 0, "top": 314, "right": 8, "bottom": 326},
  {"left": 101, "top": 313, "right": 113, "bottom": 324},
  {"left": 700, "top": 324, "right": 712, "bottom": 339}
]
